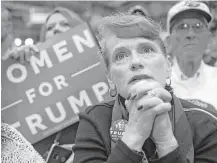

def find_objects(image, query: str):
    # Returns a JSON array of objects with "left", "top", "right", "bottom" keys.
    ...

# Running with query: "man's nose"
[
  {"left": 130, "top": 52, "right": 144, "bottom": 71},
  {"left": 186, "top": 27, "right": 196, "bottom": 40}
]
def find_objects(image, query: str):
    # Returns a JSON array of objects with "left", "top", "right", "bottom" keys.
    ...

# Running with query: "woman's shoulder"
[
  {"left": 76, "top": 100, "right": 116, "bottom": 148},
  {"left": 78, "top": 100, "right": 115, "bottom": 131},
  {"left": 84, "top": 100, "right": 115, "bottom": 115}
]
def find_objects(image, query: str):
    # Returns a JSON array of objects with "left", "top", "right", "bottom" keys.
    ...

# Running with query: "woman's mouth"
[{"left": 128, "top": 74, "right": 153, "bottom": 85}]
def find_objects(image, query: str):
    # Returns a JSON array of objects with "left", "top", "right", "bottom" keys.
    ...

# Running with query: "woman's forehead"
[
  {"left": 106, "top": 36, "right": 160, "bottom": 55},
  {"left": 111, "top": 37, "right": 157, "bottom": 48}
]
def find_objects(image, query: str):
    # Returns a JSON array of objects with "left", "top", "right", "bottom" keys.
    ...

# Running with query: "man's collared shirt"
[{"left": 171, "top": 59, "right": 217, "bottom": 110}]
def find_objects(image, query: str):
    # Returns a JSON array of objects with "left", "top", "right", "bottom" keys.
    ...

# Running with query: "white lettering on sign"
[
  {"left": 26, "top": 88, "right": 36, "bottom": 104},
  {"left": 25, "top": 114, "right": 48, "bottom": 135},
  {"left": 68, "top": 90, "right": 92, "bottom": 114},
  {"left": 72, "top": 29, "right": 95, "bottom": 53},
  {"left": 92, "top": 82, "right": 108, "bottom": 102},
  {"left": 53, "top": 75, "right": 69, "bottom": 90},
  {"left": 7, "top": 63, "right": 27, "bottom": 83},
  {"left": 53, "top": 40, "right": 73, "bottom": 62},
  {"left": 31, "top": 50, "right": 53, "bottom": 75},
  {"left": 45, "top": 102, "right": 66, "bottom": 123},
  {"left": 7, "top": 82, "right": 109, "bottom": 139},
  {"left": 11, "top": 121, "right": 21, "bottom": 129},
  {"left": 25, "top": 75, "right": 69, "bottom": 104},
  {"left": 39, "top": 82, "right": 53, "bottom": 96}
]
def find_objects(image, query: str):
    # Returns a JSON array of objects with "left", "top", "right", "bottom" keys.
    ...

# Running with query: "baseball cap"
[{"left": 167, "top": 0, "right": 213, "bottom": 33}]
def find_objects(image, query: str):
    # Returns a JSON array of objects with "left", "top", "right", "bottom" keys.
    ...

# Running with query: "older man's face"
[{"left": 169, "top": 13, "right": 211, "bottom": 61}]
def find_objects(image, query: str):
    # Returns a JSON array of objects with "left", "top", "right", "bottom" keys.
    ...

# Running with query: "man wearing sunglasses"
[{"left": 166, "top": 1, "right": 217, "bottom": 110}]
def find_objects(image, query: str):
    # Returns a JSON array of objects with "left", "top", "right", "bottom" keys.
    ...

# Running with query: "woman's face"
[
  {"left": 107, "top": 36, "right": 170, "bottom": 98},
  {"left": 45, "top": 12, "right": 70, "bottom": 41}
]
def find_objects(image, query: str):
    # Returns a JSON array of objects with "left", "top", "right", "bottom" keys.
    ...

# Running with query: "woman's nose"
[
  {"left": 52, "top": 24, "right": 62, "bottom": 35},
  {"left": 130, "top": 53, "right": 144, "bottom": 71},
  {"left": 53, "top": 28, "right": 61, "bottom": 35}
]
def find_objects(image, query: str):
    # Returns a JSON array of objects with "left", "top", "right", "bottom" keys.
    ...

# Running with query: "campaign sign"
[{"left": 1, "top": 23, "right": 110, "bottom": 144}]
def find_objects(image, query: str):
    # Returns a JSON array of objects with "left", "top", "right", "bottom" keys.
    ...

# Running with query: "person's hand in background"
[
  {"left": 2, "top": 44, "right": 39, "bottom": 64},
  {"left": 60, "top": 144, "right": 75, "bottom": 163}
]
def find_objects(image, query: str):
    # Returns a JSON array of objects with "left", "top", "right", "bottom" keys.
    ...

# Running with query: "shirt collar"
[
  {"left": 172, "top": 58, "right": 205, "bottom": 81},
  {"left": 112, "top": 95, "right": 129, "bottom": 123}
]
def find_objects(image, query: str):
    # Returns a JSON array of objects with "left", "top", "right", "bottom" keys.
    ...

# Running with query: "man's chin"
[
  {"left": 182, "top": 49, "right": 202, "bottom": 58},
  {"left": 183, "top": 45, "right": 202, "bottom": 53}
]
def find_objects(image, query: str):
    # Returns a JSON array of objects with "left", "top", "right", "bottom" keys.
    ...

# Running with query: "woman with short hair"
[{"left": 73, "top": 13, "right": 217, "bottom": 163}]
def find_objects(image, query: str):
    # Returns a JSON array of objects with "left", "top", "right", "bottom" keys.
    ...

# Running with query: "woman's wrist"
[
  {"left": 155, "top": 136, "right": 178, "bottom": 158},
  {"left": 121, "top": 129, "right": 147, "bottom": 151}
]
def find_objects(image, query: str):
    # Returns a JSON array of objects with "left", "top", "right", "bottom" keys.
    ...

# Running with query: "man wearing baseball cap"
[{"left": 166, "top": 0, "right": 217, "bottom": 109}]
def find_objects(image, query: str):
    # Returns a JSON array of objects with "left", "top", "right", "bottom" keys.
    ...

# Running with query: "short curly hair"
[{"left": 96, "top": 13, "right": 166, "bottom": 70}]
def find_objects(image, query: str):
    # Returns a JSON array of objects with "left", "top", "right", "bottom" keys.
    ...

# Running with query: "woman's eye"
[
  {"left": 116, "top": 53, "right": 126, "bottom": 61},
  {"left": 141, "top": 47, "right": 154, "bottom": 54},
  {"left": 62, "top": 22, "right": 69, "bottom": 27}
]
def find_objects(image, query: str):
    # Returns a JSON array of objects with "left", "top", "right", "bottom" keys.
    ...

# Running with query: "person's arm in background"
[
  {"left": 204, "top": 19, "right": 217, "bottom": 66},
  {"left": 1, "top": 6, "right": 40, "bottom": 64},
  {"left": 2, "top": 44, "right": 40, "bottom": 64},
  {"left": 2, "top": 123, "right": 45, "bottom": 163}
]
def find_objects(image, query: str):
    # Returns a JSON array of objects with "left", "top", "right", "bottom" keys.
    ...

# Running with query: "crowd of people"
[{"left": 1, "top": 1, "right": 217, "bottom": 163}]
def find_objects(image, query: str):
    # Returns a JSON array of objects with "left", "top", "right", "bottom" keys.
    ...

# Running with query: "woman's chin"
[{"left": 128, "top": 80, "right": 162, "bottom": 93}]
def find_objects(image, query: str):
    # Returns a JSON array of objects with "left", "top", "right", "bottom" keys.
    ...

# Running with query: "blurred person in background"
[
  {"left": 4, "top": 7, "right": 84, "bottom": 63},
  {"left": 73, "top": 13, "right": 217, "bottom": 163},
  {"left": 1, "top": 6, "right": 45, "bottom": 163},
  {"left": 204, "top": 19, "right": 217, "bottom": 66},
  {"left": 1, "top": 6, "right": 14, "bottom": 60},
  {"left": 39, "top": 7, "right": 83, "bottom": 42},
  {"left": 3, "top": 6, "right": 85, "bottom": 163},
  {"left": 1, "top": 122, "right": 45, "bottom": 163},
  {"left": 1, "top": 6, "right": 39, "bottom": 63},
  {"left": 166, "top": 1, "right": 217, "bottom": 109},
  {"left": 33, "top": 7, "right": 84, "bottom": 163}
]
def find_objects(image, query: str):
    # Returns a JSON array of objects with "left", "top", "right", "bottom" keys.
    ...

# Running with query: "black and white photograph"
[{"left": 1, "top": 1, "right": 217, "bottom": 163}]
